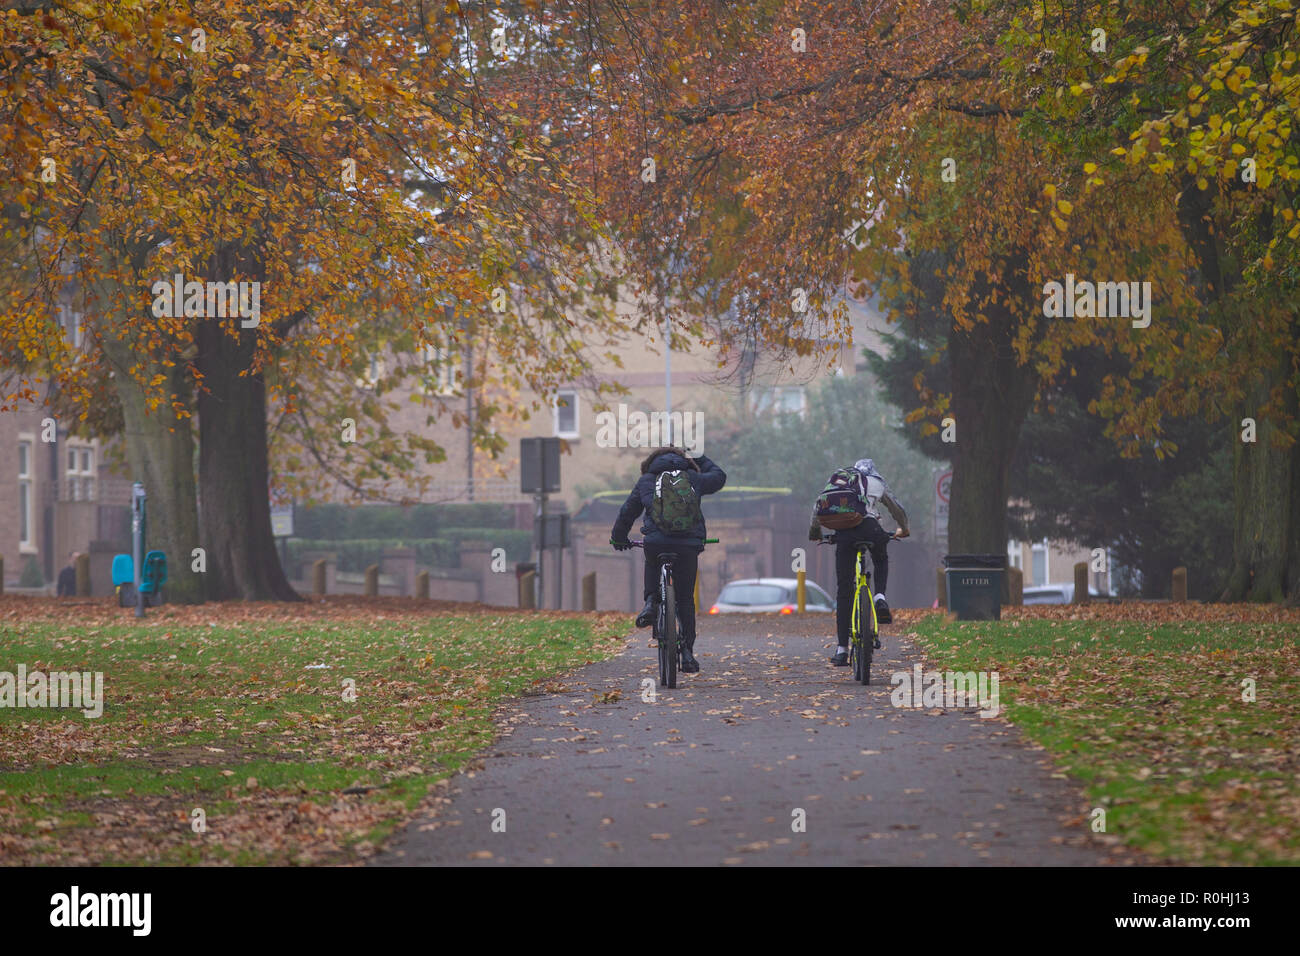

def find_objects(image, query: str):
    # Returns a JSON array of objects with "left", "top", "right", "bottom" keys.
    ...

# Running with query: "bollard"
[
  {"left": 519, "top": 570, "right": 536, "bottom": 609},
  {"left": 936, "top": 567, "right": 947, "bottom": 609},
  {"left": 312, "top": 559, "right": 326, "bottom": 596},
  {"left": 582, "top": 572, "right": 596, "bottom": 611},
  {"left": 416, "top": 570, "right": 429, "bottom": 600},
  {"left": 1073, "top": 562, "right": 1090, "bottom": 604},
  {"left": 1007, "top": 566, "right": 1023, "bottom": 606},
  {"left": 364, "top": 564, "right": 379, "bottom": 597},
  {"left": 797, "top": 569, "right": 806, "bottom": 612},
  {"left": 1172, "top": 566, "right": 1188, "bottom": 602},
  {"left": 75, "top": 553, "right": 91, "bottom": 597}
]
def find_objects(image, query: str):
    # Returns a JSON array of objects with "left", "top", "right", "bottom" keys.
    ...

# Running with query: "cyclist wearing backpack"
[
  {"left": 809, "top": 458, "right": 909, "bottom": 666},
  {"left": 610, "top": 446, "right": 727, "bottom": 673}
]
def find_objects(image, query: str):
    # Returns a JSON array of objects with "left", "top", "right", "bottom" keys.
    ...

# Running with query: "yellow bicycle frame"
[{"left": 849, "top": 548, "right": 878, "bottom": 651}]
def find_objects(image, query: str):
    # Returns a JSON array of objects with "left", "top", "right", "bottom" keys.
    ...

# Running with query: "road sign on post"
[
  {"left": 934, "top": 468, "right": 952, "bottom": 541},
  {"left": 521, "top": 437, "right": 562, "bottom": 608},
  {"left": 270, "top": 504, "right": 294, "bottom": 538},
  {"left": 520, "top": 437, "right": 561, "bottom": 494}
]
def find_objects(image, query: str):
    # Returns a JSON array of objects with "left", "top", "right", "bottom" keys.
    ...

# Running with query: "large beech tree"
[
  {"left": 507, "top": 0, "right": 1197, "bottom": 556},
  {"left": 996, "top": 0, "right": 1300, "bottom": 601},
  {"left": 2, "top": 0, "right": 619, "bottom": 600}
]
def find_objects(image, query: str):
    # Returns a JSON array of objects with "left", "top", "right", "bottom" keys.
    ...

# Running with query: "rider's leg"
[
  {"left": 862, "top": 517, "right": 893, "bottom": 624},
  {"left": 635, "top": 543, "right": 660, "bottom": 628},
  {"left": 674, "top": 548, "right": 700, "bottom": 672}
]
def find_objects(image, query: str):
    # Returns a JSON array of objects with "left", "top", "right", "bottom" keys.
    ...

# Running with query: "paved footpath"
[{"left": 375, "top": 612, "right": 1133, "bottom": 866}]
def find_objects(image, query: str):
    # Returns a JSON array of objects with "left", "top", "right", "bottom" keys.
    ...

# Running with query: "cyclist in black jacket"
[{"left": 610, "top": 446, "right": 726, "bottom": 673}]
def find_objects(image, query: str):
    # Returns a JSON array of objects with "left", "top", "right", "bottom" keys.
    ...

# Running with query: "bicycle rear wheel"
[
  {"left": 660, "top": 581, "right": 678, "bottom": 689},
  {"left": 855, "top": 583, "right": 873, "bottom": 685}
]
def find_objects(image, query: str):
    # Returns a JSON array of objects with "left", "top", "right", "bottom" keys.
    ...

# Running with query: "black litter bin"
[{"left": 943, "top": 554, "right": 1005, "bottom": 621}]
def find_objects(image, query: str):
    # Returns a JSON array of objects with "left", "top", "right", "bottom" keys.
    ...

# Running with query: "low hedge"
[
  {"left": 287, "top": 529, "right": 532, "bottom": 573},
  {"left": 293, "top": 503, "right": 521, "bottom": 541}
]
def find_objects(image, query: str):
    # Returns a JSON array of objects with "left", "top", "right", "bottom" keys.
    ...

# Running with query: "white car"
[
  {"left": 708, "top": 577, "right": 836, "bottom": 615},
  {"left": 1022, "top": 583, "right": 1106, "bottom": 605}
]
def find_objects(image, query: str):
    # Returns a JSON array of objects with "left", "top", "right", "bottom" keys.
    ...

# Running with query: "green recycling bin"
[{"left": 943, "top": 554, "right": 1005, "bottom": 621}]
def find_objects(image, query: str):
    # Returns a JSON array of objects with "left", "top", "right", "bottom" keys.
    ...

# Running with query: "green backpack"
[{"left": 652, "top": 470, "right": 702, "bottom": 534}]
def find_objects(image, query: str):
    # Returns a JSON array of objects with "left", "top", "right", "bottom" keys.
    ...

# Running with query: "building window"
[
  {"left": 355, "top": 354, "right": 386, "bottom": 389},
  {"left": 67, "top": 444, "right": 95, "bottom": 501},
  {"left": 1031, "top": 538, "right": 1048, "bottom": 586},
  {"left": 18, "top": 440, "right": 34, "bottom": 550},
  {"left": 1006, "top": 539, "right": 1023, "bottom": 571},
  {"left": 553, "top": 390, "right": 579, "bottom": 439},
  {"left": 59, "top": 303, "right": 84, "bottom": 348},
  {"left": 421, "top": 346, "right": 459, "bottom": 396},
  {"left": 753, "top": 386, "right": 807, "bottom": 418}
]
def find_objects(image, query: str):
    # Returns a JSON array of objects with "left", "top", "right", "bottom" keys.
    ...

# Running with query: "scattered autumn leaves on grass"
[
  {"left": 909, "top": 608, "right": 1300, "bottom": 864},
  {"left": 0, "top": 598, "right": 628, "bottom": 866}
]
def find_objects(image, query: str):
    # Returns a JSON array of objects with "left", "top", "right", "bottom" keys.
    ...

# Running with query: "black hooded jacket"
[{"left": 611, "top": 449, "right": 726, "bottom": 548}]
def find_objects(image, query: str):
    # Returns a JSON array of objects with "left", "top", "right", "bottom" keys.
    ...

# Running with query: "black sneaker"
[
  {"left": 829, "top": 648, "right": 849, "bottom": 666},
  {"left": 874, "top": 595, "right": 892, "bottom": 624},
  {"left": 635, "top": 598, "right": 656, "bottom": 629},
  {"left": 680, "top": 647, "right": 699, "bottom": 673}
]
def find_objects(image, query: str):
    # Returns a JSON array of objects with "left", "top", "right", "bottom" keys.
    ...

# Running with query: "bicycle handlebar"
[
  {"left": 819, "top": 531, "right": 904, "bottom": 545},
  {"left": 622, "top": 538, "right": 719, "bottom": 548}
]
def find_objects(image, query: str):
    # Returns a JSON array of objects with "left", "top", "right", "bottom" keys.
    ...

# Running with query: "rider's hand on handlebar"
[
  {"left": 611, "top": 537, "right": 634, "bottom": 552},
  {"left": 893, "top": 528, "right": 910, "bottom": 539}
]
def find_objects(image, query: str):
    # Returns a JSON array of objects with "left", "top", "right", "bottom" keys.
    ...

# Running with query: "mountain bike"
[
  {"left": 622, "top": 538, "right": 718, "bottom": 689},
  {"left": 820, "top": 532, "right": 899, "bottom": 685}
]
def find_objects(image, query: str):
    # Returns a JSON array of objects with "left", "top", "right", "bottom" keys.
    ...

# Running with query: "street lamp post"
[{"left": 664, "top": 315, "right": 672, "bottom": 446}]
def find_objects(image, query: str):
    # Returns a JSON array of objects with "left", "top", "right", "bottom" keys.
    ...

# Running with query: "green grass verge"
[
  {"left": 908, "top": 616, "right": 1300, "bottom": 865},
  {"left": 0, "top": 612, "right": 626, "bottom": 865}
]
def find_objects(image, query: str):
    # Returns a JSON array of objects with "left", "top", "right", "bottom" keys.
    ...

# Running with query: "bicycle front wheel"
[
  {"left": 855, "top": 584, "right": 873, "bottom": 685},
  {"left": 660, "top": 582, "right": 678, "bottom": 689}
]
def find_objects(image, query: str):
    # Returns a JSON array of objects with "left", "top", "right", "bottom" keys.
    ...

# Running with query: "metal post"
[
  {"left": 534, "top": 491, "right": 545, "bottom": 609},
  {"left": 664, "top": 315, "right": 672, "bottom": 446},
  {"left": 131, "top": 482, "right": 145, "bottom": 618}
]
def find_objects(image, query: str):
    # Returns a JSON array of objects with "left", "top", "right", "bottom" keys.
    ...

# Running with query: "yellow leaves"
[
  {"left": 1042, "top": 183, "right": 1057, "bottom": 200},
  {"left": 1056, "top": 199, "right": 1073, "bottom": 215},
  {"left": 1083, "top": 162, "right": 1097, "bottom": 175}
]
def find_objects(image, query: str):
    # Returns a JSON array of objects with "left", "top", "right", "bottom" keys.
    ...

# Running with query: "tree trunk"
[
  {"left": 99, "top": 328, "right": 205, "bottom": 605},
  {"left": 1221, "top": 344, "right": 1300, "bottom": 603},
  {"left": 1179, "top": 176, "right": 1299, "bottom": 602},
  {"left": 946, "top": 274, "right": 1039, "bottom": 567},
  {"left": 195, "top": 312, "right": 300, "bottom": 601}
]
